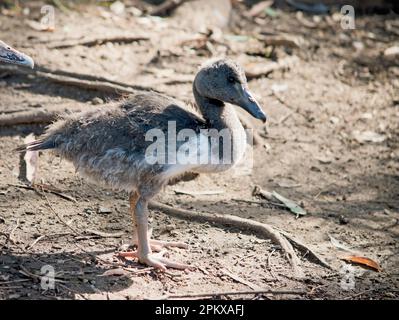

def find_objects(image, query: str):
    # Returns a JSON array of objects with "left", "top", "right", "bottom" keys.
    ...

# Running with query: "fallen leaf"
[
  {"left": 272, "top": 191, "right": 307, "bottom": 217},
  {"left": 341, "top": 256, "right": 382, "bottom": 272}
]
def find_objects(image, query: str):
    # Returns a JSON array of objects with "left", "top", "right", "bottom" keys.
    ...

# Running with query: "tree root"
[
  {"left": 276, "top": 228, "right": 333, "bottom": 270},
  {"left": 160, "top": 288, "right": 306, "bottom": 299},
  {"left": 149, "top": 201, "right": 305, "bottom": 278},
  {"left": 35, "top": 65, "right": 154, "bottom": 93}
]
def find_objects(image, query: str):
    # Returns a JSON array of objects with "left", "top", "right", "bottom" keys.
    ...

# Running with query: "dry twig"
[
  {"left": 26, "top": 235, "right": 45, "bottom": 250},
  {"left": 9, "top": 183, "right": 77, "bottom": 203},
  {"left": 8, "top": 219, "right": 20, "bottom": 244},
  {"left": 47, "top": 36, "right": 149, "bottom": 49},
  {"left": 0, "top": 64, "right": 152, "bottom": 98},
  {"left": 220, "top": 268, "right": 262, "bottom": 290},
  {"left": 0, "top": 110, "right": 59, "bottom": 126},
  {"left": 19, "top": 265, "right": 66, "bottom": 283},
  {"left": 85, "top": 229, "right": 124, "bottom": 238},
  {"left": 276, "top": 228, "right": 332, "bottom": 270},
  {"left": 41, "top": 191, "right": 80, "bottom": 235},
  {"left": 246, "top": 56, "right": 299, "bottom": 80}
]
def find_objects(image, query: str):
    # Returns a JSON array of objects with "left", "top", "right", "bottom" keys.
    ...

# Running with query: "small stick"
[
  {"left": 19, "top": 265, "right": 66, "bottom": 283},
  {"left": 73, "top": 243, "right": 115, "bottom": 266},
  {"left": 256, "top": 34, "right": 302, "bottom": 48},
  {"left": 278, "top": 111, "right": 294, "bottom": 124},
  {"left": 0, "top": 65, "right": 151, "bottom": 97},
  {"left": 272, "top": 91, "right": 309, "bottom": 121},
  {"left": 232, "top": 197, "right": 287, "bottom": 208},
  {"left": 8, "top": 219, "right": 20, "bottom": 244},
  {"left": 237, "top": 114, "right": 264, "bottom": 146},
  {"left": 161, "top": 289, "right": 306, "bottom": 299},
  {"left": 26, "top": 235, "right": 45, "bottom": 250},
  {"left": 123, "top": 267, "right": 153, "bottom": 275},
  {"left": 343, "top": 287, "right": 385, "bottom": 300},
  {"left": 246, "top": 56, "right": 299, "bottom": 80},
  {"left": 220, "top": 268, "right": 262, "bottom": 290},
  {"left": 41, "top": 191, "right": 80, "bottom": 235},
  {"left": 47, "top": 36, "right": 149, "bottom": 49},
  {"left": 0, "top": 279, "right": 30, "bottom": 285},
  {"left": 85, "top": 229, "right": 124, "bottom": 238},
  {"left": 266, "top": 249, "right": 278, "bottom": 279},
  {"left": 231, "top": 198, "right": 264, "bottom": 205},
  {"left": 34, "top": 70, "right": 136, "bottom": 95},
  {"left": 26, "top": 232, "right": 72, "bottom": 250},
  {"left": 57, "top": 283, "right": 88, "bottom": 300}
]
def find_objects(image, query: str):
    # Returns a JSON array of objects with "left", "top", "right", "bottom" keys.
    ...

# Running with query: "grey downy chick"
[{"left": 20, "top": 59, "right": 266, "bottom": 271}]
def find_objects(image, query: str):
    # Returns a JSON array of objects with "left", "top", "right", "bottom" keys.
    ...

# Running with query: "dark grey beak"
[
  {"left": 0, "top": 41, "right": 34, "bottom": 69},
  {"left": 237, "top": 86, "right": 267, "bottom": 123}
]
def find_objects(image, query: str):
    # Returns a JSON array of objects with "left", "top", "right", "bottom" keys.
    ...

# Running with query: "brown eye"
[{"left": 227, "top": 76, "right": 236, "bottom": 84}]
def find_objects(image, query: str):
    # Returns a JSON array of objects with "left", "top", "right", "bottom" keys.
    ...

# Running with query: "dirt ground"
[{"left": 0, "top": 1, "right": 398, "bottom": 300}]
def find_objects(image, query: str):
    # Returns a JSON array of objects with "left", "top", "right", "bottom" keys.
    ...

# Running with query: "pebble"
[
  {"left": 92, "top": 97, "right": 104, "bottom": 105},
  {"left": 339, "top": 215, "right": 349, "bottom": 225},
  {"left": 97, "top": 206, "right": 112, "bottom": 214}
]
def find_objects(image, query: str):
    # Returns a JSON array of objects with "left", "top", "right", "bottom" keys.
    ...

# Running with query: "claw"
[
  {"left": 117, "top": 248, "right": 191, "bottom": 271},
  {"left": 139, "top": 252, "right": 191, "bottom": 271}
]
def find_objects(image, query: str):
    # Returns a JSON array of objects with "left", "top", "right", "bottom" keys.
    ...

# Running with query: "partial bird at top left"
[{"left": 0, "top": 40, "right": 34, "bottom": 68}]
